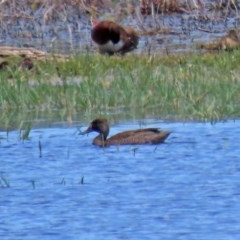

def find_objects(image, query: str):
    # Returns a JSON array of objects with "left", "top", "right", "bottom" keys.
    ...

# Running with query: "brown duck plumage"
[
  {"left": 81, "top": 118, "right": 171, "bottom": 147},
  {"left": 91, "top": 20, "right": 139, "bottom": 55},
  {"left": 218, "top": 29, "right": 240, "bottom": 50},
  {"left": 200, "top": 29, "right": 240, "bottom": 50}
]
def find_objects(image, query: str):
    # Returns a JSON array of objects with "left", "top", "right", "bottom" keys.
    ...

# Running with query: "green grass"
[{"left": 0, "top": 51, "right": 240, "bottom": 128}]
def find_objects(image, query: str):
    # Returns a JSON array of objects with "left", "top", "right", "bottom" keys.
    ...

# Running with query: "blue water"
[{"left": 0, "top": 119, "right": 240, "bottom": 240}]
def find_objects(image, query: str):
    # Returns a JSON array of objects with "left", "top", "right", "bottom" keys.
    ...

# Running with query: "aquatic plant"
[
  {"left": 0, "top": 51, "right": 239, "bottom": 129},
  {"left": 0, "top": 176, "right": 10, "bottom": 188},
  {"left": 39, "top": 140, "right": 42, "bottom": 158},
  {"left": 79, "top": 177, "right": 84, "bottom": 185},
  {"left": 30, "top": 180, "right": 36, "bottom": 189},
  {"left": 19, "top": 122, "right": 32, "bottom": 141}
]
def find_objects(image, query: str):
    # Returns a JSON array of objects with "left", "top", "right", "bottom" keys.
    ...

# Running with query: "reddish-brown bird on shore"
[
  {"left": 91, "top": 19, "right": 139, "bottom": 55},
  {"left": 80, "top": 118, "right": 171, "bottom": 147}
]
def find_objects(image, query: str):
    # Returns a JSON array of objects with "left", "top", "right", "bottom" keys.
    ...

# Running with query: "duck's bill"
[{"left": 79, "top": 125, "right": 93, "bottom": 135}]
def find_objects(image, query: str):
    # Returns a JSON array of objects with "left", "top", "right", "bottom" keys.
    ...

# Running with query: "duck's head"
[
  {"left": 228, "top": 29, "right": 239, "bottom": 41},
  {"left": 81, "top": 118, "right": 110, "bottom": 140},
  {"left": 125, "top": 28, "right": 139, "bottom": 48}
]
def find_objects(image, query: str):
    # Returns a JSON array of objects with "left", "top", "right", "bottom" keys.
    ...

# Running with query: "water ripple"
[{"left": 0, "top": 120, "right": 240, "bottom": 240}]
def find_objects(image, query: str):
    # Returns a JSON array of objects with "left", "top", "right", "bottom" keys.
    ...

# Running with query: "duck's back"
[
  {"left": 106, "top": 128, "right": 170, "bottom": 146},
  {"left": 91, "top": 21, "right": 138, "bottom": 55},
  {"left": 91, "top": 21, "right": 124, "bottom": 45}
]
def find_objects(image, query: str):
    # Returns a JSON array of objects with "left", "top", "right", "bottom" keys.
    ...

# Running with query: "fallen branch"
[{"left": 0, "top": 46, "right": 68, "bottom": 61}]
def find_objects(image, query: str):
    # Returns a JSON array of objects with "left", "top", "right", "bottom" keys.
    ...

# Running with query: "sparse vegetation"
[{"left": 0, "top": 51, "right": 239, "bottom": 129}]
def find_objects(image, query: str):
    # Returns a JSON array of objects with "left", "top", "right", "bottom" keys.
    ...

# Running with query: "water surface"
[{"left": 0, "top": 119, "right": 240, "bottom": 239}]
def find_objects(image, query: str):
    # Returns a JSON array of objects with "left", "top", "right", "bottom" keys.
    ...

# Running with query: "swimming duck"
[
  {"left": 91, "top": 19, "right": 139, "bottom": 55},
  {"left": 81, "top": 118, "right": 171, "bottom": 147}
]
